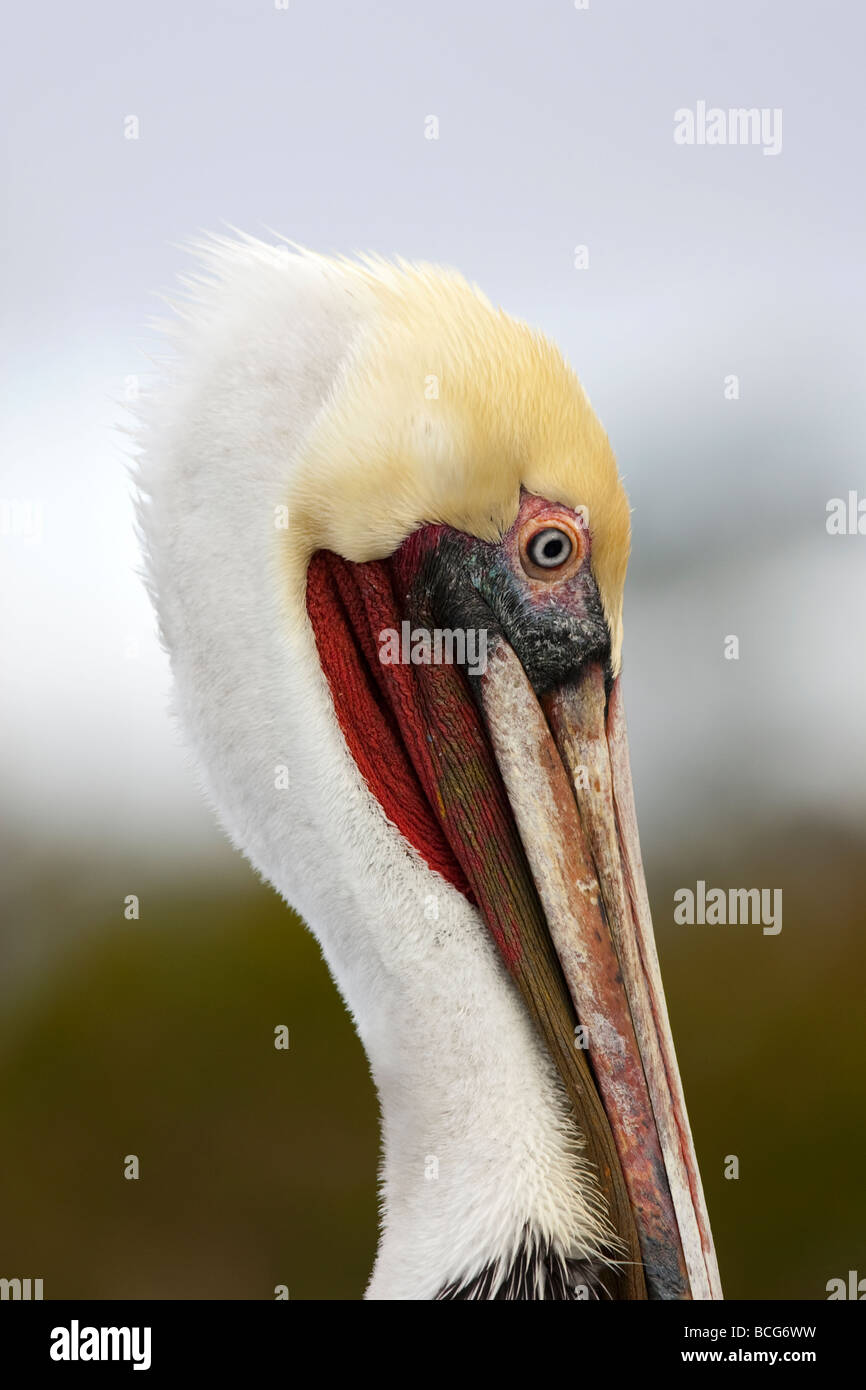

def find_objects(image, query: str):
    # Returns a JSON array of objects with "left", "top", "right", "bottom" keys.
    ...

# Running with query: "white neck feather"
[{"left": 136, "top": 239, "right": 612, "bottom": 1297}]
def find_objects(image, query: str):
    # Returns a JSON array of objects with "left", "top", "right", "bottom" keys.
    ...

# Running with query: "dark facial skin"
[{"left": 393, "top": 493, "right": 612, "bottom": 698}]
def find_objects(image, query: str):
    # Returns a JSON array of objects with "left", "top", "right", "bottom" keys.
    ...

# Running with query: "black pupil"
[{"left": 531, "top": 528, "right": 571, "bottom": 567}]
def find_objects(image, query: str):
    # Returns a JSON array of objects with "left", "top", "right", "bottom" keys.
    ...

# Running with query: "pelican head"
[{"left": 137, "top": 236, "right": 721, "bottom": 1301}]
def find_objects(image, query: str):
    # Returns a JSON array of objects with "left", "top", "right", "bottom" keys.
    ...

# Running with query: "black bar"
[{"left": 0, "top": 1299, "right": 859, "bottom": 1376}]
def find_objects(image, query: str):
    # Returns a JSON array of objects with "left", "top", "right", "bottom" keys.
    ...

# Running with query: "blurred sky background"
[{"left": 1, "top": 0, "right": 864, "bottom": 1298}]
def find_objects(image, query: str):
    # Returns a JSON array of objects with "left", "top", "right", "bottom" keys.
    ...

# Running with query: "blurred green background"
[
  {"left": 0, "top": 812, "right": 862, "bottom": 1299},
  {"left": 0, "top": 858, "right": 379, "bottom": 1300}
]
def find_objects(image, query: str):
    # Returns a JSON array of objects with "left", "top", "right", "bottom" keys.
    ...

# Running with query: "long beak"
[
  {"left": 308, "top": 546, "right": 721, "bottom": 1298},
  {"left": 479, "top": 641, "right": 722, "bottom": 1300}
]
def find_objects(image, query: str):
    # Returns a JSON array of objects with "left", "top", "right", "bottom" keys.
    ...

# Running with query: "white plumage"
[{"left": 136, "top": 237, "right": 620, "bottom": 1298}]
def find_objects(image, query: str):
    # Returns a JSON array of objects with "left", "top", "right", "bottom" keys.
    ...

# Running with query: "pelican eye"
[
  {"left": 517, "top": 513, "right": 585, "bottom": 581},
  {"left": 527, "top": 527, "right": 573, "bottom": 569}
]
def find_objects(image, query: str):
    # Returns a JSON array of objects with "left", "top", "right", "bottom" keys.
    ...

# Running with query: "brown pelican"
[{"left": 136, "top": 236, "right": 722, "bottom": 1301}]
